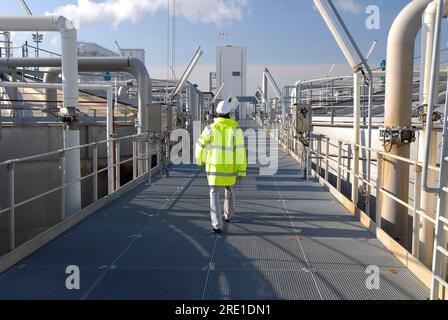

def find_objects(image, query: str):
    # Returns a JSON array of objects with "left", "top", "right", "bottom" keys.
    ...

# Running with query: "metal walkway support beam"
[{"left": 313, "top": 0, "right": 373, "bottom": 210}]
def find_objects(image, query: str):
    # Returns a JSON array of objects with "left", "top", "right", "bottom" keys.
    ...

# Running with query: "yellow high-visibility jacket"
[{"left": 195, "top": 117, "right": 247, "bottom": 186}]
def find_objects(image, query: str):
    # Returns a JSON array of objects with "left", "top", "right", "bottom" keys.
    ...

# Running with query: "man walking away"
[{"left": 195, "top": 101, "right": 247, "bottom": 233}]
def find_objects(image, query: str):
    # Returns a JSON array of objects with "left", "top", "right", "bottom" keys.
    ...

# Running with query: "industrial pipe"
[
  {"left": 0, "top": 57, "right": 151, "bottom": 132},
  {"left": 0, "top": 57, "right": 152, "bottom": 175},
  {"left": 419, "top": 0, "right": 448, "bottom": 267},
  {"left": 422, "top": 0, "right": 445, "bottom": 193},
  {"left": 382, "top": 0, "right": 433, "bottom": 247},
  {"left": 0, "top": 16, "right": 79, "bottom": 117}
]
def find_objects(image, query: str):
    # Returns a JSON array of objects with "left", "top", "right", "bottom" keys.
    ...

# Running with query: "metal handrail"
[
  {"left": 1, "top": 131, "right": 154, "bottom": 252},
  {"left": 278, "top": 130, "right": 446, "bottom": 261},
  {"left": 0, "top": 133, "right": 145, "bottom": 167}
]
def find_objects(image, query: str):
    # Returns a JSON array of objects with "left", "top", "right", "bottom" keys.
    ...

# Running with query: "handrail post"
[
  {"left": 337, "top": 140, "right": 342, "bottom": 191},
  {"left": 132, "top": 139, "right": 137, "bottom": 180},
  {"left": 412, "top": 164, "right": 422, "bottom": 257},
  {"left": 306, "top": 139, "right": 311, "bottom": 180},
  {"left": 115, "top": 139, "right": 121, "bottom": 190},
  {"left": 147, "top": 133, "right": 152, "bottom": 185},
  {"left": 157, "top": 137, "right": 162, "bottom": 177},
  {"left": 325, "top": 136, "right": 330, "bottom": 181},
  {"left": 107, "top": 139, "right": 113, "bottom": 196},
  {"left": 317, "top": 136, "right": 322, "bottom": 177},
  {"left": 92, "top": 144, "right": 98, "bottom": 202},
  {"left": 7, "top": 162, "right": 15, "bottom": 251},
  {"left": 59, "top": 151, "right": 66, "bottom": 221},
  {"left": 352, "top": 144, "right": 360, "bottom": 205},
  {"left": 331, "top": 79, "right": 334, "bottom": 124},
  {"left": 375, "top": 154, "right": 383, "bottom": 227}
]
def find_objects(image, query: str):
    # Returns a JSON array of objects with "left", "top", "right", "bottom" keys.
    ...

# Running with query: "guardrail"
[
  {"left": 275, "top": 124, "right": 448, "bottom": 297},
  {"left": 0, "top": 132, "right": 156, "bottom": 252}
]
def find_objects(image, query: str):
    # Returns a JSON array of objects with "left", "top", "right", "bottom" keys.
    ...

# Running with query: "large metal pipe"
[
  {"left": 419, "top": 0, "right": 448, "bottom": 267},
  {"left": 0, "top": 57, "right": 152, "bottom": 175},
  {"left": 382, "top": 0, "right": 433, "bottom": 247},
  {"left": 0, "top": 16, "right": 79, "bottom": 117},
  {"left": 0, "top": 57, "right": 151, "bottom": 133}
]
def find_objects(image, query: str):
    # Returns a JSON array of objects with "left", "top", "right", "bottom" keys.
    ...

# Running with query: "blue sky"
[{"left": 0, "top": 0, "right": 432, "bottom": 93}]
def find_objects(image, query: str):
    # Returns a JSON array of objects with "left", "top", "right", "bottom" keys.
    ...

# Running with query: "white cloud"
[
  {"left": 46, "top": 0, "right": 250, "bottom": 29},
  {"left": 334, "top": 0, "right": 362, "bottom": 14}
]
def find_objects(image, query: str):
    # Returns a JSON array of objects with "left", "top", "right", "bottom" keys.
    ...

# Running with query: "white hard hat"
[{"left": 216, "top": 101, "right": 232, "bottom": 114}]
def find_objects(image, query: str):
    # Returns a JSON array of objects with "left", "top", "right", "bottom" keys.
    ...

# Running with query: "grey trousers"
[{"left": 210, "top": 186, "right": 235, "bottom": 229}]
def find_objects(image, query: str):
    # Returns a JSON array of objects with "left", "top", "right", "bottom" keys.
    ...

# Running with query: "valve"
[
  {"left": 379, "top": 126, "right": 416, "bottom": 151},
  {"left": 418, "top": 105, "right": 443, "bottom": 124}
]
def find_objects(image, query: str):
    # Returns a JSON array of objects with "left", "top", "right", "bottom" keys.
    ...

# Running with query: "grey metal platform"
[{"left": 0, "top": 129, "right": 430, "bottom": 300}]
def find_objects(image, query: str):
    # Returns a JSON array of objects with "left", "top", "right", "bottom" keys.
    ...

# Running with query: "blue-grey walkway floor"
[{"left": 0, "top": 139, "right": 429, "bottom": 300}]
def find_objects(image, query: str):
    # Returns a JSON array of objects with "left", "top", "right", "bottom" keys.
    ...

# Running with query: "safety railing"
[
  {"left": 0, "top": 132, "right": 155, "bottom": 253},
  {"left": 276, "top": 126, "right": 448, "bottom": 298},
  {"left": 291, "top": 75, "right": 421, "bottom": 123}
]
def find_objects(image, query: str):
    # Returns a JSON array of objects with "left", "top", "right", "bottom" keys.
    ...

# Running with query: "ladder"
[{"left": 430, "top": 76, "right": 448, "bottom": 300}]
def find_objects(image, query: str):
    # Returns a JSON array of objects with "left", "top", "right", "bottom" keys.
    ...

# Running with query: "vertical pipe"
[
  {"left": 422, "top": 0, "right": 443, "bottom": 191},
  {"left": 382, "top": 0, "right": 433, "bottom": 247},
  {"left": 63, "top": 129, "right": 81, "bottom": 215},
  {"left": 419, "top": 0, "right": 442, "bottom": 267},
  {"left": 352, "top": 72, "right": 361, "bottom": 205},
  {"left": 92, "top": 144, "right": 98, "bottom": 202},
  {"left": 59, "top": 152, "right": 66, "bottom": 221},
  {"left": 8, "top": 163, "right": 15, "bottom": 252},
  {"left": 59, "top": 26, "right": 79, "bottom": 117}
]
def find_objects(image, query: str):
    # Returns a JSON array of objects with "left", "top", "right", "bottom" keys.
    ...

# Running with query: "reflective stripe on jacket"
[{"left": 195, "top": 117, "right": 247, "bottom": 186}]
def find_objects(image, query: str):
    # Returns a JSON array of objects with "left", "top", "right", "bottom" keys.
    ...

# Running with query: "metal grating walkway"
[{"left": 0, "top": 125, "right": 430, "bottom": 300}]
